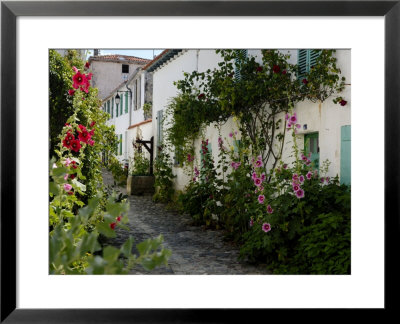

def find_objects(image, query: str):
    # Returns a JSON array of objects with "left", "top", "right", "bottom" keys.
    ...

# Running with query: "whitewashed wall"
[{"left": 151, "top": 49, "right": 351, "bottom": 191}]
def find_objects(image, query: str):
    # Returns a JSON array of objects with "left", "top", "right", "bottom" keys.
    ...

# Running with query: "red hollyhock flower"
[
  {"left": 62, "top": 132, "right": 75, "bottom": 149},
  {"left": 71, "top": 161, "right": 78, "bottom": 169},
  {"left": 72, "top": 71, "right": 86, "bottom": 89},
  {"left": 62, "top": 138, "right": 72, "bottom": 149},
  {"left": 282, "top": 70, "right": 287, "bottom": 75},
  {"left": 68, "top": 89, "right": 75, "bottom": 96},
  {"left": 78, "top": 129, "right": 91, "bottom": 143},
  {"left": 70, "top": 174, "right": 76, "bottom": 180},
  {"left": 340, "top": 99, "right": 347, "bottom": 106},
  {"left": 116, "top": 216, "right": 122, "bottom": 222},
  {"left": 273, "top": 65, "right": 280, "bottom": 73},
  {"left": 110, "top": 222, "right": 116, "bottom": 230},
  {"left": 70, "top": 140, "right": 81, "bottom": 152},
  {"left": 89, "top": 129, "right": 95, "bottom": 136},
  {"left": 198, "top": 93, "right": 205, "bottom": 100},
  {"left": 256, "top": 66, "right": 263, "bottom": 73},
  {"left": 67, "top": 190, "right": 74, "bottom": 196},
  {"left": 84, "top": 62, "right": 90, "bottom": 69},
  {"left": 90, "top": 121, "right": 96, "bottom": 127},
  {"left": 86, "top": 73, "right": 92, "bottom": 80},
  {"left": 302, "top": 78, "right": 308, "bottom": 84}
]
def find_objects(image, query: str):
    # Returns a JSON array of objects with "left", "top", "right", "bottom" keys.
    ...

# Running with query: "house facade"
[
  {"left": 89, "top": 54, "right": 150, "bottom": 100},
  {"left": 102, "top": 67, "right": 153, "bottom": 172},
  {"left": 148, "top": 49, "right": 351, "bottom": 192}
]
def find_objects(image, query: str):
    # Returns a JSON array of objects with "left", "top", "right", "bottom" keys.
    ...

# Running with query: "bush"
[
  {"left": 107, "top": 156, "right": 127, "bottom": 186},
  {"left": 153, "top": 145, "right": 175, "bottom": 203}
]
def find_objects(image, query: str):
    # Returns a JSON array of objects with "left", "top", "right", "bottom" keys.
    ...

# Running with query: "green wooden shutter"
[
  {"left": 235, "top": 49, "right": 248, "bottom": 81},
  {"left": 298, "top": 50, "right": 308, "bottom": 79},
  {"left": 233, "top": 140, "right": 241, "bottom": 153},
  {"left": 304, "top": 132, "right": 319, "bottom": 170},
  {"left": 125, "top": 92, "right": 128, "bottom": 113},
  {"left": 120, "top": 94, "right": 123, "bottom": 115},
  {"left": 107, "top": 100, "right": 110, "bottom": 114},
  {"left": 340, "top": 125, "right": 351, "bottom": 185},
  {"left": 115, "top": 135, "right": 118, "bottom": 155},
  {"left": 111, "top": 100, "right": 114, "bottom": 118},
  {"left": 298, "top": 49, "right": 321, "bottom": 79},
  {"left": 157, "top": 110, "right": 163, "bottom": 146},
  {"left": 119, "top": 134, "right": 123, "bottom": 155}
]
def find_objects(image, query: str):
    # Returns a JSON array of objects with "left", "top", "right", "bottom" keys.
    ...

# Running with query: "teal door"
[
  {"left": 340, "top": 125, "right": 351, "bottom": 185},
  {"left": 304, "top": 133, "right": 319, "bottom": 170}
]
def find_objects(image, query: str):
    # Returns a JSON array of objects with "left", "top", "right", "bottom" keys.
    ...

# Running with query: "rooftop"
[
  {"left": 144, "top": 49, "right": 183, "bottom": 72},
  {"left": 89, "top": 54, "right": 151, "bottom": 64}
]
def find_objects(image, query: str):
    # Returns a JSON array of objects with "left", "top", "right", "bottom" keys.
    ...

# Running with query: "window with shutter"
[
  {"left": 235, "top": 49, "right": 248, "bottom": 81},
  {"left": 297, "top": 49, "right": 321, "bottom": 79},
  {"left": 125, "top": 92, "right": 128, "bottom": 113},
  {"left": 115, "top": 135, "right": 118, "bottom": 155},
  {"left": 119, "top": 134, "right": 123, "bottom": 155},
  {"left": 120, "top": 94, "right": 123, "bottom": 116}
]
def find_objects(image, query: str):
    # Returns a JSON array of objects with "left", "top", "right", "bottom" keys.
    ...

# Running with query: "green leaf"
[
  {"left": 120, "top": 236, "right": 135, "bottom": 257},
  {"left": 103, "top": 246, "right": 121, "bottom": 264},
  {"left": 49, "top": 182, "right": 60, "bottom": 196},
  {"left": 96, "top": 222, "right": 116, "bottom": 238}
]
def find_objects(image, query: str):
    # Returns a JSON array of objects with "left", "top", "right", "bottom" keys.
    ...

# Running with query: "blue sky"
[{"left": 86, "top": 49, "right": 164, "bottom": 60}]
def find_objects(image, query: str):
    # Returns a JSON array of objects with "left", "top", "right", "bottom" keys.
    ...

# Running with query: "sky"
[{"left": 85, "top": 49, "right": 164, "bottom": 60}]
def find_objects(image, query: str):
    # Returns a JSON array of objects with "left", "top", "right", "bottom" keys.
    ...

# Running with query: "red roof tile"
[
  {"left": 142, "top": 49, "right": 170, "bottom": 70},
  {"left": 128, "top": 119, "right": 152, "bottom": 129},
  {"left": 89, "top": 54, "right": 150, "bottom": 64}
]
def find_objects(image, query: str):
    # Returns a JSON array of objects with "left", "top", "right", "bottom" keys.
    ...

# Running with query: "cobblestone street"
[{"left": 103, "top": 170, "right": 270, "bottom": 275}]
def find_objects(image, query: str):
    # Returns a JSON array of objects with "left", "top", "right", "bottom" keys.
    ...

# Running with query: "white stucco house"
[
  {"left": 147, "top": 49, "right": 351, "bottom": 192},
  {"left": 102, "top": 66, "right": 153, "bottom": 173}
]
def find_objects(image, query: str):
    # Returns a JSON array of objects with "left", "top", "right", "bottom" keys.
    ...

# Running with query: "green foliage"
[
  {"left": 130, "top": 146, "right": 150, "bottom": 176},
  {"left": 143, "top": 102, "right": 152, "bottom": 119},
  {"left": 153, "top": 145, "right": 175, "bottom": 203},
  {"left": 49, "top": 53, "right": 171, "bottom": 274},
  {"left": 107, "top": 156, "right": 127, "bottom": 186}
]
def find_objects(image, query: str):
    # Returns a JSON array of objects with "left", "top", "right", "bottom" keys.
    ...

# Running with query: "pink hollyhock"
[
  {"left": 64, "top": 174, "right": 69, "bottom": 181},
  {"left": 299, "top": 175, "right": 305, "bottom": 183},
  {"left": 306, "top": 171, "right": 313, "bottom": 180},
  {"left": 283, "top": 164, "right": 288, "bottom": 169},
  {"left": 72, "top": 66, "right": 79, "bottom": 73},
  {"left": 267, "top": 205, "right": 273, "bottom": 214},
  {"left": 292, "top": 173, "right": 299, "bottom": 181},
  {"left": 63, "top": 184, "right": 72, "bottom": 191},
  {"left": 290, "top": 113, "right": 297, "bottom": 124},
  {"left": 258, "top": 195, "right": 265, "bottom": 204},
  {"left": 252, "top": 172, "right": 257, "bottom": 180},
  {"left": 261, "top": 173, "right": 266, "bottom": 181},
  {"left": 254, "top": 160, "right": 263, "bottom": 168},
  {"left": 64, "top": 158, "right": 72, "bottom": 166},
  {"left": 249, "top": 218, "right": 254, "bottom": 227},
  {"left": 285, "top": 113, "right": 289, "bottom": 121},
  {"left": 292, "top": 183, "right": 300, "bottom": 192},
  {"left": 72, "top": 71, "right": 86, "bottom": 89},
  {"left": 254, "top": 178, "right": 262, "bottom": 187},
  {"left": 88, "top": 139, "right": 95, "bottom": 146},
  {"left": 296, "top": 124, "right": 301, "bottom": 129},
  {"left": 262, "top": 223, "right": 271, "bottom": 233},
  {"left": 229, "top": 132, "right": 233, "bottom": 138},
  {"left": 295, "top": 188, "right": 305, "bottom": 199}
]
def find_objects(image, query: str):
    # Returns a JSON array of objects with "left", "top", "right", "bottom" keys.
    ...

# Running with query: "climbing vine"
[{"left": 165, "top": 49, "right": 346, "bottom": 179}]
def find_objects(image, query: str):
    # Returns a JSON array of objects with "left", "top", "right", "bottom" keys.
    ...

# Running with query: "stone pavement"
[{"left": 103, "top": 170, "right": 270, "bottom": 275}]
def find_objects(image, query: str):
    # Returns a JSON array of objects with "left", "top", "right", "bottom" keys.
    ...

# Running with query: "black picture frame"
[{"left": 1, "top": 1, "right": 399, "bottom": 322}]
